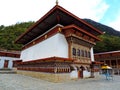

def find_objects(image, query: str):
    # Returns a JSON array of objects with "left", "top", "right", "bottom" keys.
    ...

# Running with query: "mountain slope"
[{"left": 83, "top": 19, "right": 120, "bottom": 36}]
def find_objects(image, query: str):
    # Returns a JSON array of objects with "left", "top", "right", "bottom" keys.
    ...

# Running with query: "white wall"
[
  {"left": 21, "top": 33, "right": 68, "bottom": 61},
  {"left": 0, "top": 59, "right": 4, "bottom": 68},
  {"left": 83, "top": 70, "right": 91, "bottom": 78},
  {"left": 0, "top": 56, "right": 20, "bottom": 69},
  {"left": 70, "top": 70, "right": 78, "bottom": 79}
]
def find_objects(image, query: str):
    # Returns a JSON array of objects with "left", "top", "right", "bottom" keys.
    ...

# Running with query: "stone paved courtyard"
[{"left": 0, "top": 74, "right": 120, "bottom": 90}]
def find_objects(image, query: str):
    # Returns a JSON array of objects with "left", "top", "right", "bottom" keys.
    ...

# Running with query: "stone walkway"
[{"left": 0, "top": 74, "right": 120, "bottom": 90}]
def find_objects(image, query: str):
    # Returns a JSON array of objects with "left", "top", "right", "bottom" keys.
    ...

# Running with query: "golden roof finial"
[{"left": 56, "top": 0, "right": 58, "bottom": 5}]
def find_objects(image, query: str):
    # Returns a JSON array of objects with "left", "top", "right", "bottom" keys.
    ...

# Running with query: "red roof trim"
[
  {"left": 62, "top": 24, "right": 101, "bottom": 41},
  {"left": 15, "top": 5, "right": 59, "bottom": 43},
  {"left": 94, "top": 50, "right": 120, "bottom": 55},
  {"left": 0, "top": 51, "right": 20, "bottom": 58},
  {"left": 15, "top": 5, "right": 103, "bottom": 43},
  {"left": 18, "top": 56, "right": 74, "bottom": 65},
  {"left": 57, "top": 5, "right": 103, "bottom": 34}
]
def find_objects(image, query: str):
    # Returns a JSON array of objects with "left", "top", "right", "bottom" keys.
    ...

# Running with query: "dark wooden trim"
[{"left": 0, "top": 51, "right": 20, "bottom": 58}]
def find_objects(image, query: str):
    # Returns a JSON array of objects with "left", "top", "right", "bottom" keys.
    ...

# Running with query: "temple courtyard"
[{"left": 0, "top": 74, "right": 120, "bottom": 90}]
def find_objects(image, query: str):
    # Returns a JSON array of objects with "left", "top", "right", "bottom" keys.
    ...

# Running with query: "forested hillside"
[
  {"left": 0, "top": 19, "right": 120, "bottom": 53},
  {"left": 83, "top": 19, "right": 120, "bottom": 53},
  {"left": 83, "top": 19, "right": 120, "bottom": 36},
  {"left": 94, "top": 34, "right": 120, "bottom": 53},
  {"left": 0, "top": 21, "right": 34, "bottom": 50}
]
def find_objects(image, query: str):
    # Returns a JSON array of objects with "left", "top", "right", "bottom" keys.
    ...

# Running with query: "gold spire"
[{"left": 56, "top": 0, "right": 58, "bottom": 5}]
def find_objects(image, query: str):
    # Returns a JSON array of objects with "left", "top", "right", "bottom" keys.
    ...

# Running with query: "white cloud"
[
  {"left": 0, "top": 0, "right": 109, "bottom": 26},
  {"left": 60, "top": 0, "right": 109, "bottom": 21},
  {"left": 108, "top": 12, "right": 120, "bottom": 31},
  {"left": 0, "top": 0, "right": 54, "bottom": 26}
]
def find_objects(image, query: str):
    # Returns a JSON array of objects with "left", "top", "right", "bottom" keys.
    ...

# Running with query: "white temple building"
[{"left": 15, "top": 4, "right": 103, "bottom": 82}]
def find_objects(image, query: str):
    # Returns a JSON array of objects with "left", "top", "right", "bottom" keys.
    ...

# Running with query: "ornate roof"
[{"left": 15, "top": 5, "right": 103, "bottom": 45}]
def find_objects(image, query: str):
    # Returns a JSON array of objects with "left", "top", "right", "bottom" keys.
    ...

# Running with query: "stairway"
[{"left": 0, "top": 68, "right": 16, "bottom": 74}]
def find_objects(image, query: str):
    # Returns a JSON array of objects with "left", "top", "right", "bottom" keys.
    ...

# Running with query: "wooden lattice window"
[
  {"left": 72, "top": 48, "right": 76, "bottom": 56},
  {"left": 85, "top": 50, "right": 87, "bottom": 57},
  {"left": 77, "top": 49, "right": 81, "bottom": 56},
  {"left": 81, "top": 50, "right": 84, "bottom": 57},
  {"left": 88, "top": 51, "right": 91, "bottom": 58}
]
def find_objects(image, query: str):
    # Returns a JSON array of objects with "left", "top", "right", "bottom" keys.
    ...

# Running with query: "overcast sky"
[{"left": 0, "top": 0, "right": 120, "bottom": 31}]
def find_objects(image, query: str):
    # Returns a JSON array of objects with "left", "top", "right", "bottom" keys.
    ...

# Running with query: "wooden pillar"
[{"left": 68, "top": 42, "right": 72, "bottom": 58}]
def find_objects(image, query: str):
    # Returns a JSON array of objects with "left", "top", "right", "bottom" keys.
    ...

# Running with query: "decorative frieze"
[{"left": 17, "top": 57, "right": 73, "bottom": 73}]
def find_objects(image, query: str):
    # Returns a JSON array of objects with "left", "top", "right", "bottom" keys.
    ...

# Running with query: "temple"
[{"left": 15, "top": 4, "right": 103, "bottom": 82}]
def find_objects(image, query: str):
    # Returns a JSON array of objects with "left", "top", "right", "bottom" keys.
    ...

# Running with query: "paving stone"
[{"left": 0, "top": 74, "right": 120, "bottom": 90}]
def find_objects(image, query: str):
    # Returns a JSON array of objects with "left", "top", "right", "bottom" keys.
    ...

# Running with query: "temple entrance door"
[
  {"left": 4, "top": 60, "right": 9, "bottom": 68},
  {"left": 78, "top": 70, "right": 83, "bottom": 78},
  {"left": 80, "top": 70, "right": 83, "bottom": 78},
  {"left": 78, "top": 70, "right": 82, "bottom": 78},
  {"left": 80, "top": 66, "right": 84, "bottom": 78}
]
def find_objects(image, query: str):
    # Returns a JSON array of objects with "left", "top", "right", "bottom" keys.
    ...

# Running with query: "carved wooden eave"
[{"left": 62, "top": 24, "right": 101, "bottom": 47}]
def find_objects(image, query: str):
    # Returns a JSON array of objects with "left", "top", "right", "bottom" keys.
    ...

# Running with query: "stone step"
[{"left": 0, "top": 69, "right": 16, "bottom": 74}]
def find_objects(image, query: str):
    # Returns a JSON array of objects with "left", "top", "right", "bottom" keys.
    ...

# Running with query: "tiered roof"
[{"left": 15, "top": 5, "right": 103, "bottom": 45}]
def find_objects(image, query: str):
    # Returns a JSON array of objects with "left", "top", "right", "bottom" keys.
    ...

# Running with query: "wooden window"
[
  {"left": 85, "top": 50, "right": 87, "bottom": 57},
  {"left": 88, "top": 51, "right": 91, "bottom": 58},
  {"left": 77, "top": 49, "right": 80, "bottom": 56},
  {"left": 81, "top": 50, "right": 84, "bottom": 57},
  {"left": 72, "top": 48, "right": 76, "bottom": 56}
]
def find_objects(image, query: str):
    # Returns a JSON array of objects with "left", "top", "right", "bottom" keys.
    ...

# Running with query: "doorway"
[{"left": 4, "top": 60, "right": 9, "bottom": 68}]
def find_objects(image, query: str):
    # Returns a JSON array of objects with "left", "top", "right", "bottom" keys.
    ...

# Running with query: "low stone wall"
[{"left": 17, "top": 70, "right": 70, "bottom": 83}]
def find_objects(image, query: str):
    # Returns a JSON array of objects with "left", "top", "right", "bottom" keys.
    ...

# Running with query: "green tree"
[
  {"left": 0, "top": 21, "right": 34, "bottom": 50},
  {"left": 94, "top": 34, "right": 120, "bottom": 53}
]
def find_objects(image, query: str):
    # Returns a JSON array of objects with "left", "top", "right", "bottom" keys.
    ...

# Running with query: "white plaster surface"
[
  {"left": 90, "top": 47, "right": 94, "bottom": 61},
  {"left": 21, "top": 33, "right": 68, "bottom": 61},
  {"left": 83, "top": 70, "right": 91, "bottom": 78},
  {"left": 70, "top": 70, "right": 78, "bottom": 79}
]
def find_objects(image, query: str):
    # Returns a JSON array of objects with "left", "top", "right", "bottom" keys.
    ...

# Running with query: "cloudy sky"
[{"left": 0, "top": 0, "right": 120, "bottom": 31}]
